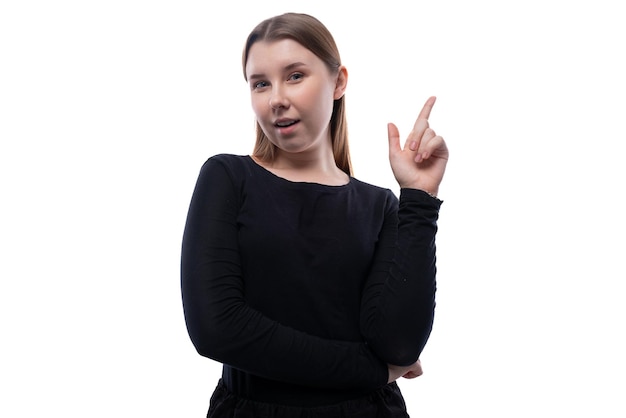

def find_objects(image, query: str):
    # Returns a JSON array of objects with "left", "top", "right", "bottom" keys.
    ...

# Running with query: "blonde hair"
[{"left": 242, "top": 13, "right": 352, "bottom": 176}]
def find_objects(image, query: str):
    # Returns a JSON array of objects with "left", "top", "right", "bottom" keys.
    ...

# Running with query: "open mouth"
[{"left": 275, "top": 119, "right": 299, "bottom": 128}]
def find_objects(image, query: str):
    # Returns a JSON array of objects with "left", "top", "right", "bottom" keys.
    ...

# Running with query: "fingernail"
[{"left": 409, "top": 141, "right": 417, "bottom": 151}]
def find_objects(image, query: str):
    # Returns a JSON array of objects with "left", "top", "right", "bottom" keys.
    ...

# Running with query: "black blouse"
[{"left": 181, "top": 154, "right": 441, "bottom": 406}]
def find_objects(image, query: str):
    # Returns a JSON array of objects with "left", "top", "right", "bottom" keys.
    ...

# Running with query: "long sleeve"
[
  {"left": 360, "top": 188, "right": 441, "bottom": 366},
  {"left": 180, "top": 157, "right": 388, "bottom": 390}
]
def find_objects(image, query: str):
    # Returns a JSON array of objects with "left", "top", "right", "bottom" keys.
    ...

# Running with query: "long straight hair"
[{"left": 242, "top": 13, "right": 353, "bottom": 176}]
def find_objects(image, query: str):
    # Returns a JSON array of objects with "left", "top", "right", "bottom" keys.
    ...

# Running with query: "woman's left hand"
[
  {"left": 388, "top": 359, "right": 423, "bottom": 383},
  {"left": 387, "top": 96, "right": 449, "bottom": 196},
  {"left": 401, "top": 359, "right": 423, "bottom": 379}
]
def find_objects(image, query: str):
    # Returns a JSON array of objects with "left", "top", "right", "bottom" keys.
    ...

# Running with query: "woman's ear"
[{"left": 333, "top": 66, "right": 348, "bottom": 100}]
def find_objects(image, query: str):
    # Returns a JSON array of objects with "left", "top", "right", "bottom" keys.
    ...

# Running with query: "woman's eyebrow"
[
  {"left": 248, "top": 62, "right": 307, "bottom": 81},
  {"left": 283, "top": 62, "right": 307, "bottom": 71}
]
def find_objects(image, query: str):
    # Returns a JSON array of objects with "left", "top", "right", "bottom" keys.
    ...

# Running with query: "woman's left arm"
[
  {"left": 360, "top": 188, "right": 442, "bottom": 366},
  {"left": 360, "top": 96, "right": 449, "bottom": 367}
]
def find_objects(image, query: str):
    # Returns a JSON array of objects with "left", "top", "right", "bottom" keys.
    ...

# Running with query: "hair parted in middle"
[{"left": 242, "top": 12, "right": 352, "bottom": 176}]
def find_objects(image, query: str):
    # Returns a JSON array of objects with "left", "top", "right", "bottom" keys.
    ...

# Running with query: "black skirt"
[{"left": 206, "top": 379, "right": 410, "bottom": 418}]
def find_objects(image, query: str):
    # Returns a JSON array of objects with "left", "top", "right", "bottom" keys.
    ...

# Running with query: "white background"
[{"left": 1, "top": 0, "right": 625, "bottom": 416}]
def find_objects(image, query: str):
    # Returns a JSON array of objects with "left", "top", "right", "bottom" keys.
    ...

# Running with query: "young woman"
[{"left": 181, "top": 12, "right": 449, "bottom": 417}]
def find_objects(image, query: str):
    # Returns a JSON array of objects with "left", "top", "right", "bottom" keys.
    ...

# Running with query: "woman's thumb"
[{"left": 387, "top": 122, "right": 400, "bottom": 154}]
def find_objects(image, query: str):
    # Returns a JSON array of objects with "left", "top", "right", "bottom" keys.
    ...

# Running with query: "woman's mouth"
[
  {"left": 275, "top": 119, "right": 299, "bottom": 128},
  {"left": 274, "top": 119, "right": 300, "bottom": 135}
]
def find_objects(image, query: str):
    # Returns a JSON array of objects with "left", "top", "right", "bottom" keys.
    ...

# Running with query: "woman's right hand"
[{"left": 388, "top": 359, "right": 423, "bottom": 383}]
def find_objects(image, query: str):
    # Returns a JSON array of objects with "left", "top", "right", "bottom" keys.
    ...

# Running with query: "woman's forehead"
[{"left": 246, "top": 39, "right": 318, "bottom": 74}]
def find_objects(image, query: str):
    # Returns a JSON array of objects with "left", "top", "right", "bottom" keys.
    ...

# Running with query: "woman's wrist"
[
  {"left": 399, "top": 181, "right": 438, "bottom": 197},
  {"left": 401, "top": 185, "right": 440, "bottom": 201}
]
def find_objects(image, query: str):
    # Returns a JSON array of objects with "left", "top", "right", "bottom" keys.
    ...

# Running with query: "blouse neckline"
[{"left": 245, "top": 155, "right": 353, "bottom": 190}]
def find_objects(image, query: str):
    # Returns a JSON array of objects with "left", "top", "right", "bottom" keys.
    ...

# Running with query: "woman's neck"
[{"left": 252, "top": 150, "right": 349, "bottom": 186}]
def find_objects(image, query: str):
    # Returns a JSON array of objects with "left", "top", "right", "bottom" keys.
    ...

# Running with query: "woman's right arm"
[{"left": 180, "top": 157, "right": 388, "bottom": 389}]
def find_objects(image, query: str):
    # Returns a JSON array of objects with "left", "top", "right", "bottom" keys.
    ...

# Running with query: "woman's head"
[{"left": 242, "top": 13, "right": 352, "bottom": 175}]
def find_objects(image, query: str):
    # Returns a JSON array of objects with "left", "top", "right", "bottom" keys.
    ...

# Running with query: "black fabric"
[
  {"left": 181, "top": 154, "right": 441, "bottom": 409},
  {"left": 207, "top": 379, "right": 409, "bottom": 418}
]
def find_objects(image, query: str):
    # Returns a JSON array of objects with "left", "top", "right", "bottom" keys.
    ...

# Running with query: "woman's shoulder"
[
  {"left": 201, "top": 153, "right": 252, "bottom": 173},
  {"left": 195, "top": 154, "right": 255, "bottom": 186},
  {"left": 204, "top": 153, "right": 249, "bottom": 166},
  {"left": 350, "top": 177, "right": 398, "bottom": 201}
]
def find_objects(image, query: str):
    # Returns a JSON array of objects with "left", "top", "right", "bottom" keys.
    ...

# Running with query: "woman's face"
[{"left": 245, "top": 39, "right": 346, "bottom": 158}]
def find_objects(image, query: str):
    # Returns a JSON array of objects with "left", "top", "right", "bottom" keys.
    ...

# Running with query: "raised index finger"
[{"left": 418, "top": 96, "right": 437, "bottom": 120}]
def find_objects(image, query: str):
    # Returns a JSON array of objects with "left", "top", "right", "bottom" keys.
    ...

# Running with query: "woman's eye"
[
  {"left": 253, "top": 81, "right": 268, "bottom": 89},
  {"left": 289, "top": 73, "right": 304, "bottom": 81}
]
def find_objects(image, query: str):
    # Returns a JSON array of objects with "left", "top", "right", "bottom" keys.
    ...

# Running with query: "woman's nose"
[{"left": 269, "top": 88, "right": 289, "bottom": 110}]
